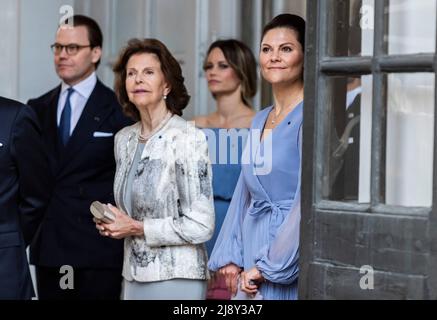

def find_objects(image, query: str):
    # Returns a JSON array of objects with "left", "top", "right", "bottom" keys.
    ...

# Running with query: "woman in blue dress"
[
  {"left": 193, "top": 39, "right": 257, "bottom": 299},
  {"left": 208, "top": 14, "right": 306, "bottom": 300}
]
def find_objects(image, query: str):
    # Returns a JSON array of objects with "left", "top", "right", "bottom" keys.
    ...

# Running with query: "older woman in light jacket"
[{"left": 94, "top": 38, "right": 214, "bottom": 300}]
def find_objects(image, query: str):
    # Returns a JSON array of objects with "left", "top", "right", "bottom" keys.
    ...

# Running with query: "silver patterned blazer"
[{"left": 113, "top": 115, "right": 215, "bottom": 282}]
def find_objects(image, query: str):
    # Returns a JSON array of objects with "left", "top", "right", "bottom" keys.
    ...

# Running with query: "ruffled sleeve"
[{"left": 208, "top": 172, "right": 251, "bottom": 270}]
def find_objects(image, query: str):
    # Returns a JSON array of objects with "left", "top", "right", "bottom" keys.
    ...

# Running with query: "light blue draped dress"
[{"left": 208, "top": 102, "right": 303, "bottom": 300}]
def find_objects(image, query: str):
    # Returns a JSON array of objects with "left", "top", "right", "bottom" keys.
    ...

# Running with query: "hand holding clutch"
[{"left": 92, "top": 203, "right": 144, "bottom": 239}]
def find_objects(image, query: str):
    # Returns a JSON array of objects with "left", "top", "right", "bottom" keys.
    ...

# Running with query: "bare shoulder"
[
  {"left": 192, "top": 115, "right": 210, "bottom": 128},
  {"left": 192, "top": 113, "right": 218, "bottom": 128},
  {"left": 236, "top": 109, "right": 256, "bottom": 128}
]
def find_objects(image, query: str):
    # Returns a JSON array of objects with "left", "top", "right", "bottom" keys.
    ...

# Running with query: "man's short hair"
[{"left": 60, "top": 15, "right": 103, "bottom": 69}]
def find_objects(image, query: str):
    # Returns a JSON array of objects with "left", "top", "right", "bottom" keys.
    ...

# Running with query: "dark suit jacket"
[
  {"left": 0, "top": 97, "right": 50, "bottom": 299},
  {"left": 343, "top": 94, "right": 361, "bottom": 200},
  {"left": 27, "top": 80, "right": 132, "bottom": 269}
]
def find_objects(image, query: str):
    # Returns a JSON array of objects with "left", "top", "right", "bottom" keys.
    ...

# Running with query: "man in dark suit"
[
  {"left": 27, "top": 15, "right": 132, "bottom": 300},
  {"left": 0, "top": 97, "right": 50, "bottom": 299}
]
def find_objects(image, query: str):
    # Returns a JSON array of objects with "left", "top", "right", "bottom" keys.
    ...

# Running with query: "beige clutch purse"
[{"left": 90, "top": 201, "right": 116, "bottom": 223}]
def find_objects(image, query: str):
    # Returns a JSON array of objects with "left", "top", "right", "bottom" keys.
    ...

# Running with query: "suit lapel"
[
  {"left": 43, "top": 86, "right": 63, "bottom": 172},
  {"left": 58, "top": 81, "right": 113, "bottom": 168}
]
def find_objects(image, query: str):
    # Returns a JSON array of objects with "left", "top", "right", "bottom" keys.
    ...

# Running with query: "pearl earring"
[{"left": 163, "top": 95, "right": 167, "bottom": 100}]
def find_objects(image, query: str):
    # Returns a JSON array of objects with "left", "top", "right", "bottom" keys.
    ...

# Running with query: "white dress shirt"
[
  {"left": 346, "top": 86, "right": 362, "bottom": 110},
  {"left": 57, "top": 72, "right": 97, "bottom": 135}
]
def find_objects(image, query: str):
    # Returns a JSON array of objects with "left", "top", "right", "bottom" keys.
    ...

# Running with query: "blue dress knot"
[{"left": 248, "top": 199, "right": 292, "bottom": 218}]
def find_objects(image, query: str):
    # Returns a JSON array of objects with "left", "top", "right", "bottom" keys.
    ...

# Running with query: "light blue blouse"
[{"left": 208, "top": 102, "right": 303, "bottom": 300}]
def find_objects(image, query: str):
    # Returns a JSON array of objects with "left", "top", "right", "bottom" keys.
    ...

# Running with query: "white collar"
[
  {"left": 61, "top": 72, "right": 97, "bottom": 99},
  {"left": 346, "top": 86, "right": 362, "bottom": 109}
]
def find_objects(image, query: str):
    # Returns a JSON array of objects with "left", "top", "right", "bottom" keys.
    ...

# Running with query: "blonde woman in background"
[{"left": 193, "top": 39, "right": 257, "bottom": 299}]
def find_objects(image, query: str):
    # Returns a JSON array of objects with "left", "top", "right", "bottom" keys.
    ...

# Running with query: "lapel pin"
[{"left": 94, "top": 116, "right": 100, "bottom": 122}]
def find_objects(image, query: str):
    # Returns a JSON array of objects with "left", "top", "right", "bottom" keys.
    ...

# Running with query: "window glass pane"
[
  {"left": 322, "top": 75, "right": 373, "bottom": 203},
  {"left": 388, "top": 0, "right": 436, "bottom": 55},
  {"left": 327, "top": 0, "right": 375, "bottom": 56},
  {"left": 386, "top": 73, "right": 435, "bottom": 207}
]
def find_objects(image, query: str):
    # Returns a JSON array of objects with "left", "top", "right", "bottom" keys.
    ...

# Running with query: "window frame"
[{"left": 306, "top": 0, "right": 435, "bottom": 217}]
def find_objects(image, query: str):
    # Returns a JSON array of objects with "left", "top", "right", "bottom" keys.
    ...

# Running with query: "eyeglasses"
[{"left": 50, "top": 43, "right": 92, "bottom": 56}]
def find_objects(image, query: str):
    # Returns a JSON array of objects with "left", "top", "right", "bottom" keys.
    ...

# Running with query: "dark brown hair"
[
  {"left": 60, "top": 15, "right": 103, "bottom": 68},
  {"left": 113, "top": 38, "right": 191, "bottom": 120},
  {"left": 262, "top": 14, "right": 306, "bottom": 50},
  {"left": 204, "top": 39, "right": 257, "bottom": 107}
]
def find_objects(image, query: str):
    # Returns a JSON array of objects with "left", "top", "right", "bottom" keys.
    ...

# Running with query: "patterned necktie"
[{"left": 59, "top": 87, "right": 74, "bottom": 145}]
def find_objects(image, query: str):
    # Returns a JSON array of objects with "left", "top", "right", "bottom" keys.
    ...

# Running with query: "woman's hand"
[
  {"left": 240, "top": 267, "right": 265, "bottom": 295},
  {"left": 218, "top": 263, "right": 242, "bottom": 296},
  {"left": 94, "top": 204, "right": 144, "bottom": 239}
]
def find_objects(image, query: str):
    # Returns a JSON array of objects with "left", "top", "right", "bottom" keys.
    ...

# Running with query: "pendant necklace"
[{"left": 271, "top": 98, "right": 302, "bottom": 124}]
